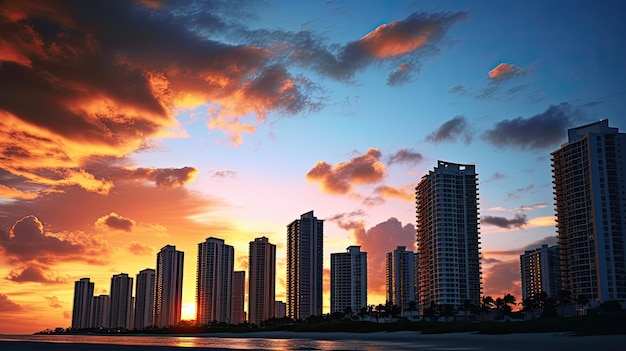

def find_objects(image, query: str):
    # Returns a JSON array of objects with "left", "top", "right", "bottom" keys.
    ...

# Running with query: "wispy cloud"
[
  {"left": 426, "top": 116, "right": 473, "bottom": 144},
  {"left": 482, "top": 213, "right": 527, "bottom": 229},
  {"left": 488, "top": 63, "right": 526, "bottom": 81}
]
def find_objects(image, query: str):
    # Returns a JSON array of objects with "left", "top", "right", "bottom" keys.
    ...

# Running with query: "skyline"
[{"left": 1, "top": 0, "right": 626, "bottom": 334}]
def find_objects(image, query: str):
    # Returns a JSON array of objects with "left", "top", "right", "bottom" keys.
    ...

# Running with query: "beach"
[{"left": 2, "top": 331, "right": 626, "bottom": 351}]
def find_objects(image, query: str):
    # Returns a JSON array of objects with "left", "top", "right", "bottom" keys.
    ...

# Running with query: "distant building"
[
  {"left": 109, "top": 273, "right": 134, "bottom": 329},
  {"left": 231, "top": 271, "right": 246, "bottom": 324},
  {"left": 552, "top": 120, "right": 626, "bottom": 303},
  {"left": 91, "top": 295, "right": 110, "bottom": 328},
  {"left": 134, "top": 268, "right": 155, "bottom": 329},
  {"left": 274, "top": 301, "right": 286, "bottom": 319},
  {"left": 520, "top": 244, "right": 561, "bottom": 300},
  {"left": 154, "top": 245, "right": 184, "bottom": 328},
  {"left": 249, "top": 237, "right": 276, "bottom": 326},
  {"left": 71, "top": 278, "right": 94, "bottom": 329},
  {"left": 287, "top": 211, "right": 323, "bottom": 320},
  {"left": 416, "top": 161, "right": 482, "bottom": 312},
  {"left": 196, "top": 237, "right": 234, "bottom": 325},
  {"left": 386, "top": 246, "right": 416, "bottom": 311},
  {"left": 331, "top": 246, "right": 367, "bottom": 313}
]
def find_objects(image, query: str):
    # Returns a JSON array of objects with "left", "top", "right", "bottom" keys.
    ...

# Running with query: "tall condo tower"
[
  {"left": 416, "top": 161, "right": 482, "bottom": 312},
  {"left": 330, "top": 246, "right": 367, "bottom": 313},
  {"left": 109, "top": 273, "right": 134, "bottom": 329},
  {"left": 231, "top": 271, "right": 246, "bottom": 324},
  {"left": 552, "top": 120, "right": 626, "bottom": 303},
  {"left": 154, "top": 245, "right": 184, "bottom": 328},
  {"left": 520, "top": 244, "right": 561, "bottom": 300},
  {"left": 196, "top": 237, "right": 234, "bottom": 325},
  {"left": 287, "top": 211, "right": 324, "bottom": 320},
  {"left": 71, "top": 277, "right": 94, "bottom": 329},
  {"left": 91, "top": 295, "right": 110, "bottom": 328},
  {"left": 134, "top": 268, "right": 155, "bottom": 329},
  {"left": 386, "top": 246, "right": 416, "bottom": 311},
  {"left": 248, "top": 236, "right": 276, "bottom": 326}
]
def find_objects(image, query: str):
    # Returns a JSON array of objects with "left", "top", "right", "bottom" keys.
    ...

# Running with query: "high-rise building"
[
  {"left": 416, "top": 161, "right": 482, "bottom": 312},
  {"left": 552, "top": 120, "right": 626, "bottom": 303},
  {"left": 91, "top": 295, "right": 110, "bottom": 328},
  {"left": 134, "top": 268, "right": 155, "bottom": 329},
  {"left": 248, "top": 237, "right": 276, "bottom": 326},
  {"left": 109, "top": 273, "right": 134, "bottom": 329},
  {"left": 196, "top": 237, "right": 234, "bottom": 325},
  {"left": 154, "top": 245, "right": 184, "bottom": 328},
  {"left": 520, "top": 244, "right": 561, "bottom": 300},
  {"left": 71, "top": 278, "right": 94, "bottom": 329},
  {"left": 331, "top": 246, "right": 367, "bottom": 314},
  {"left": 231, "top": 271, "right": 246, "bottom": 324},
  {"left": 274, "top": 301, "right": 286, "bottom": 319},
  {"left": 287, "top": 211, "right": 324, "bottom": 320},
  {"left": 385, "top": 246, "right": 416, "bottom": 311}
]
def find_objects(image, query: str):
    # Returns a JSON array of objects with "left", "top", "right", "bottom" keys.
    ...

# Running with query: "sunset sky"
[{"left": 1, "top": 0, "right": 625, "bottom": 334}]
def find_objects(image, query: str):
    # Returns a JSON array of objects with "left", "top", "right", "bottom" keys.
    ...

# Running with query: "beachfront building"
[
  {"left": 248, "top": 237, "right": 276, "bottom": 326},
  {"left": 196, "top": 237, "right": 234, "bottom": 325},
  {"left": 71, "top": 278, "right": 94, "bottom": 329},
  {"left": 134, "top": 268, "right": 155, "bottom": 329},
  {"left": 154, "top": 245, "right": 184, "bottom": 328},
  {"left": 109, "top": 273, "right": 134, "bottom": 329},
  {"left": 330, "top": 246, "right": 367, "bottom": 314},
  {"left": 91, "top": 295, "right": 110, "bottom": 328},
  {"left": 520, "top": 244, "right": 561, "bottom": 300},
  {"left": 287, "top": 211, "right": 324, "bottom": 320},
  {"left": 552, "top": 120, "right": 626, "bottom": 303},
  {"left": 385, "top": 246, "right": 416, "bottom": 311},
  {"left": 416, "top": 161, "right": 482, "bottom": 313},
  {"left": 231, "top": 271, "right": 246, "bottom": 324},
  {"left": 274, "top": 301, "right": 286, "bottom": 318}
]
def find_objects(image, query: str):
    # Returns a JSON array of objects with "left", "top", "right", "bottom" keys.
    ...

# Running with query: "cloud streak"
[
  {"left": 426, "top": 116, "right": 473, "bottom": 144},
  {"left": 482, "top": 213, "right": 527, "bottom": 229}
]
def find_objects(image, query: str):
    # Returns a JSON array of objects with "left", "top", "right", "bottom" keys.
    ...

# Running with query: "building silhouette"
[
  {"left": 71, "top": 278, "right": 94, "bottom": 329},
  {"left": 231, "top": 271, "right": 246, "bottom": 324},
  {"left": 109, "top": 273, "right": 134, "bottom": 329},
  {"left": 287, "top": 210, "right": 324, "bottom": 320},
  {"left": 552, "top": 120, "right": 626, "bottom": 303},
  {"left": 274, "top": 301, "right": 286, "bottom": 318},
  {"left": 154, "top": 245, "right": 184, "bottom": 328},
  {"left": 91, "top": 294, "right": 110, "bottom": 328},
  {"left": 331, "top": 246, "right": 367, "bottom": 314},
  {"left": 416, "top": 161, "right": 482, "bottom": 312},
  {"left": 520, "top": 244, "right": 561, "bottom": 300},
  {"left": 248, "top": 236, "right": 276, "bottom": 326},
  {"left": 385, "top": 246, "right": 416, "bottom": 311},
  {"left": 196, "top": 237, "right": 234, "bottom": 325},
  {"left": 134, "top": 268, "right": 155, "bottom": 329}
]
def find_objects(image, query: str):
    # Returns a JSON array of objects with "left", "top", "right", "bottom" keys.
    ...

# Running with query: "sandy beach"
[{"left": 2, "top": 331, "right": 626, "bottom": 351}]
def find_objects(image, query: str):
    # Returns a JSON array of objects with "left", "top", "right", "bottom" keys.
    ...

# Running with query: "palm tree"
[
  {"left": 520, "top": 295, "right": 539, "bottom": 320},
  {"left": 480, "top": 295, "right": 494, "bottom": 321},
  {"left": 557, "top": 289, "right": 573, "bottom": 317},
  {"left": 574, "top": 295, "right": 589, "bottom": 316}
]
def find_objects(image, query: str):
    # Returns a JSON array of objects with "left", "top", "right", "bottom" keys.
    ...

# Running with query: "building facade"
[
  {"left": 71, "top": 278, "right": 94, "bottom": 329},
  {"left": 231, "top": 271, "right": 246, "bottom": 324},
  {"left": 196, "top": 237, "right": 234, "bottom": 325},
  {"left": 248, "top": 236, "right": 276, "bottom": 326},
  {"left": 385, "top": 246, "right": 416, "bottom": 311},
  {"left": 520, "top": 244, "right": 561, "bottom": 300},
  {"left": 134, "top": 268, "right": 155, "bottom": 329},
  {"left": 91, "top": 295, "right": 110, "bottom": 328},
  {"left": 330, "top": 246, "right": 367, "bottom": 314},
  {"left": 109, "top": 273, "right": 134, "bottom": 329},
  {"left": 154, "top": 245, "right": 184, "bottom": 328},
  {"left": 416, "top": 161, "right": 482, "bottom": 312},
  {"left": 552, "top": 120, "right": 626, "bottom": 303},
  {"left": 287, "top": 211, "right": 324, "bottom": 320}
]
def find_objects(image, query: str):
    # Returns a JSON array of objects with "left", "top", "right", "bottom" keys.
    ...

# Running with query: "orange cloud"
[
  {"left": 306, "top": 148, "right": 387, "bottom": 194},
  {"left": 488, "top": 63, "right": 525, "bottom": 80},
  {"left": 95, "top": 212, "right": 135, "bottom": 232},
  {"left": 359, "top": 25, "right": 428, "bottom": 58},
  {"left": 375, "top": 184, "right": 415, "bottom": 202},
  {"left": 127, "top": 241, "right": 154, "bottom": 256},
  {"left": 0, "top": 294, "right": 23, "bottom": 312},
  {"left": 481, "top": 259, "right": 521, "bottom": 299}
]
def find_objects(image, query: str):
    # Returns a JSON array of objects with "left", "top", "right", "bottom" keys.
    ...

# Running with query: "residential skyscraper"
[
  {"left": 416, "top": 161, "right": 482, "bottom": 312},
  {"left": 109, "top": 273, "right": 134, "bottom": 329},
  {"left": 552, "top": 120, "right": 626, "bottom": 303},
  {"left": 154, "top": 245, "right": 184, "bottom": 328},
  {"left": 71, "top": 278, "right": 94, "bottom": 329},
  {"left": 385, "top": 246, "right": 416, "bottom": 311},
  {"left": 287, "top": 211, "right": 323, "bottom": 320},
  {"left": 248, "top": 236, "right": 276, "bottom": 326},
  {"left": 520, "top": 244, "right": 561, "bottom": 300},
  {"left": 196, "top": 237, "right": 234, "bottom": 325},
  {"left": 91, "top": 295, "right": 110, "bottom": 328},
  {"left": 331, "top": 246, "right": 367, "bottom": 313},
  {"left": 231, "top": 271, "right": 246, "bottom": 324},
  {"left": 134, "top": 268, "right": 155, "bottom": 329}
]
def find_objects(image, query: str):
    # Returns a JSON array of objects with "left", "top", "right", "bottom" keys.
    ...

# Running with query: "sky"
[{"left": 1, "top": 0, "right": 625, "bottom": 334}]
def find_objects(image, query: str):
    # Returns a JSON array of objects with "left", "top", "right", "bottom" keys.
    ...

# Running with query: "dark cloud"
[
  {"left": 426, "top": 116, "right": 473, "bottom": 144},
  {"left": 482, "top": 103, "right": 581, "bottom": 150},
  {"left": 386, "top": 148, "right": 423, "bottom": 166},
  {"left": 506, "top": 184, "right": 535, "bottom": 200},
  {"left": 387, "top": 62, "right": 419, "bottom": 86},
  {"left": 306, "top": 148, "right": 387, "bottom": 194},
  {"left": 0, "top": 294, "right": 23, "bottom": 312},
  {"left": 5, "top": 264, "right": 66, "bottom": 284},
  {"left": 212, "top": 170, "right": 236, "bottom": 179},
  {"left": 485, "top": 236, "right": 557, "bottom": 256},
  {"left": 95, "top": 212, "right": 135, "bottom": 232},
  {"left": 482, "top": 213, "right": 527, "bottom": 229},
  {"left": 448, "top": 85, "right": 467, "bottom": 95},
  {"left": 484, "top": 171, "right": 507, "bottom": 182}
]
